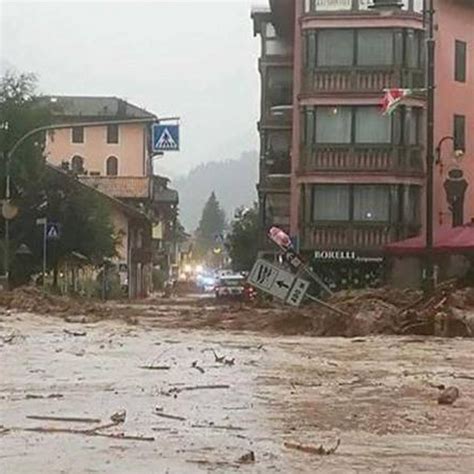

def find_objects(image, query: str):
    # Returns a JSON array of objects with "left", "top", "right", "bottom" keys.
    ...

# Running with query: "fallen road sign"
[
  {"left": 286, "top": 277, "right": 310, "bottom": 307},
  {"left": 248, "top": 259, "right": 295, "bottom": 301}
]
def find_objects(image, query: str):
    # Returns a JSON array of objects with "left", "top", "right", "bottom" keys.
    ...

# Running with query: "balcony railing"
[
  {"left": 302, "top": 222, "right": 419, "bottom": 251},
  {"left": 300, "top": 144, "right": 424, "bottom": 175},
  {"left": 302, "top": 67, "right": 424, "bottom": 94}
]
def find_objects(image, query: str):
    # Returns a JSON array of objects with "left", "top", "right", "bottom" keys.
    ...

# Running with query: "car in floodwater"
[
  {"left": 214, "top": 274, "right": 256, "bottom": 301},
  {"left": 214, "top": 274, "right": 246, "bottom": 299}
]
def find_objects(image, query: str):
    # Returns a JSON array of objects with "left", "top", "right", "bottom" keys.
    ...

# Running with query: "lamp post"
[
  {"left": 2, "top": 116, "right": 179, "bottom": 287},
  {"left": 436, "top": 136, "right": 467, "bottom": 228},
  {"left": 435, "top": 136, "right": 465, "bottom": 167},
  {"left": 424, "top": 0, "right": 436, "bottom": 293}
]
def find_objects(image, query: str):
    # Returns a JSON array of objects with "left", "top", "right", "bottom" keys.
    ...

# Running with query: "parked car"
[
  {"left": 196, "top": 272, "right": 216, "bottom": 293},
  {"left": 215, "top": 274, "right": 246, "bottom": 299},
  {"left": 215, "top": 274, "right": 257, "bottom": 301}
]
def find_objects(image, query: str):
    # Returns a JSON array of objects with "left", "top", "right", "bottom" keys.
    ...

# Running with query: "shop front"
[{"left": 308, "top": 249, "right": 384, "bottom": 292}]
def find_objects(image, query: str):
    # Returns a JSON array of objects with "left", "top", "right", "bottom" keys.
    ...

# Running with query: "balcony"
[
  {"left": 302, "top": 67, "right": 424, "bottom": 95},
  {"left": 302, "top": 222, "right": 419, "bottom": 251},
  {"left": 300, "top": 144, "right": 424, "bottom": 176},
  {"left": 262, "top": 105, "right": 293, "bottom": 127},
  {"left": 267, "top": 86, "right": 293, "bottom": 108},
  {"left": 303, "top": 0, "right": 423, "bottom": 15}
]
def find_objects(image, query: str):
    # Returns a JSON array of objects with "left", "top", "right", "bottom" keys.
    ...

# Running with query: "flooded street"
[{"left": 1, "top": 306, "right": 474, "bottom": 473}]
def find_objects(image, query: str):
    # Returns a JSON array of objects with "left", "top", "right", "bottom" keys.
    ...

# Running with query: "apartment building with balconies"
[
  {"left": 253, "top": 0, "right": 473, "bottom": 289},
  {"left": 252, "top": 5, "right": 294, "bottom": 239}
]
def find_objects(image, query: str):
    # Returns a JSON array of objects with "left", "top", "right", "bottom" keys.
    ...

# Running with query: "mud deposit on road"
[{"left": 1, "top": 312, "right": 474, "bottom": 473}]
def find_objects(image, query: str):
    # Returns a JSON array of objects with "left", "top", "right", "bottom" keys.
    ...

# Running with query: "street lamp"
[
  {"left": 436, "top": 136, "right": 467, "bottom": 228},
  {"left": 435, "top": 136, "right": 465, "bottom": 167}
]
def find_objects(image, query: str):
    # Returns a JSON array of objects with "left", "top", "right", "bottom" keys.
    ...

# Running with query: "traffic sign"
[
  {"left": 46, "top": 223, "right": 61, "bottom": 240},
  {"left": 248, "top": 259, "right": 295, "bottom": 301},
  {"left": 286, "top": 277, "right": 310, "bottom": 307},
  {"left": 152, "top": 124, "right": 180, "bottom": 152}
]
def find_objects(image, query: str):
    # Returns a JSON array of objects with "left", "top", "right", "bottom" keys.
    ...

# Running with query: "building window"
[
  {"left": 106, "top": 156, "right": 119, "bottom": 176},
  {"left": 317, "top": 29, "right": 353, "bottom": 67},
  {"left": 355, "top": 107, "right": 392, "bottom": 144},
  {"left": 453, "top": 115, "right": 466, "bottom": 151},
  {"left": 265, "top": 23, "right": 276, "bottom": 39},
  {"left": 315, "top": 107, "right": 352, "bottom": 144},
  {"left": 357, "top": 29, "right": 394, "bottom": 66},
  {"left": 455, "top": 40, "right": 467, "bottom": 83},
  {"left": 313, "top": 185, "right": 350, "bottom": 221},
  {"left": 312, "top": 184, "right": 393, "bottom": 223},
  {"left": 71, "top": 155, "right": 84, "bottom": 174},
  {"left": 266, "top": 131, "right": 291, "bottom": 155},
  {"left": 353, "top": 186, "right": 390, "bottom": 222},
  {"left": 305, "top": 106, "right": 393, "bottom": 145},
  {"left": 107, "top": 124, "right": 119, "bottom": 144},
  {"left": 406, "top": 107, "right": 422, "bottom": 145},
  {"left": 267, "top": 68, "right": 293, "bottom": 106},
  {"left": 406, "top": 30, "right": 422, "bottom": 68},
  {"left": 304, "top": 107, "right": 315, "bottom": 145},
  {"left": 307, "top": 28, "right": 420, "bottom": 69},
  {"left": 71, "top": 126, "right": 84, "bottom": 143},
  {"left": 404, "top": 185, "right": 421, "bottom": 226}
]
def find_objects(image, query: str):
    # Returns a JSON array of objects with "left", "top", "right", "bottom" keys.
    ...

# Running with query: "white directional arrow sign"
[{"left": 248, "top": 259, "right": 295, "bottom": 301}]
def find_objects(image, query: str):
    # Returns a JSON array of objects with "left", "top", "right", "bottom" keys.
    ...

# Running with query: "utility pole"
[{"left": 425, "top": 0, "right": 436, "bottom": 293}]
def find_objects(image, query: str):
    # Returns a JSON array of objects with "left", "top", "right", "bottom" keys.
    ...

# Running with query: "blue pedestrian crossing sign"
[
  {"left": 152, "top": 124, "right": 180, "bottom": 152},
  {"left": 47, "top": 223, "right": 61, "bottom": 240}
]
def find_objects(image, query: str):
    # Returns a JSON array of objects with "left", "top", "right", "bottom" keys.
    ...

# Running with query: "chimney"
[{"left": 370, "top": 0, "right": 403, "bottom": 10}]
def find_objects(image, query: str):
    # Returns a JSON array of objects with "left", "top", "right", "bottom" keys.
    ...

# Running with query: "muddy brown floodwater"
[{"left": 1, "top": 305, "right": 474, "bottom": 473}]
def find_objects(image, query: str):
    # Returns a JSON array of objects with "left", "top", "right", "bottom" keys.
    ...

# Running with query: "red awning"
[{"left": 385, "top": 225, "right": 474, "bottom": 256}]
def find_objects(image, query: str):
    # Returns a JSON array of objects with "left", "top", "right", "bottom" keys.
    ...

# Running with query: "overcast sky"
[{"left": 0, "top": 0, "right": 268, "bottom": 178}]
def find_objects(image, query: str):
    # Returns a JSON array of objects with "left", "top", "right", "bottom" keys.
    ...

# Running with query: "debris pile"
[
  {"left": 0, "top": 286, "right": 111, "bottom": 319},
  {"left": 182, "top": 284, "right": 474, "bottom": 337},
  {"left": 1, "top": 283, "right": 473, "bottom": 337},
  {"left": 395, "top": 283, "right": 474, "bottom": 337}
]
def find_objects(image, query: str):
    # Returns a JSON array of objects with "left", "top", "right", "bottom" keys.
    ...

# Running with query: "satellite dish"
[{"left": 2, "top": 201, "right": 19, "bottom": 220}]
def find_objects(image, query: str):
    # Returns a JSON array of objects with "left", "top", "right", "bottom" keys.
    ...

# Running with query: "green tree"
[
  {"left": 227, "top": 204, "right": 259, "bottom": 272},
  {"left": 1, "top": 71, "right": 116, "bottom": 286},
  {"left": 195, "top": 191, "right": 226, "bottom": 258}
]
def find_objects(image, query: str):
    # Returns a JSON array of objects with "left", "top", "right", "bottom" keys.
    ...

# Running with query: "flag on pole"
[{"left": 381, "top": 88, "right": 413, "bottom": 115}]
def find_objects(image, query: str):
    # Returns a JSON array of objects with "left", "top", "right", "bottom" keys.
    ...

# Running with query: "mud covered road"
[{"left": 1, "top": 304, "right": 474, "bottom": 473}]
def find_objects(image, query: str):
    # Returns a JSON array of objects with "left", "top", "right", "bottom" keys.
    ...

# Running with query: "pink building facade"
[
  {"left": 433, "top": 0, "right": 474, "bottom": 228},
  {"left": 253, "top": 0, "right": 473, "bottom": 289}
]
